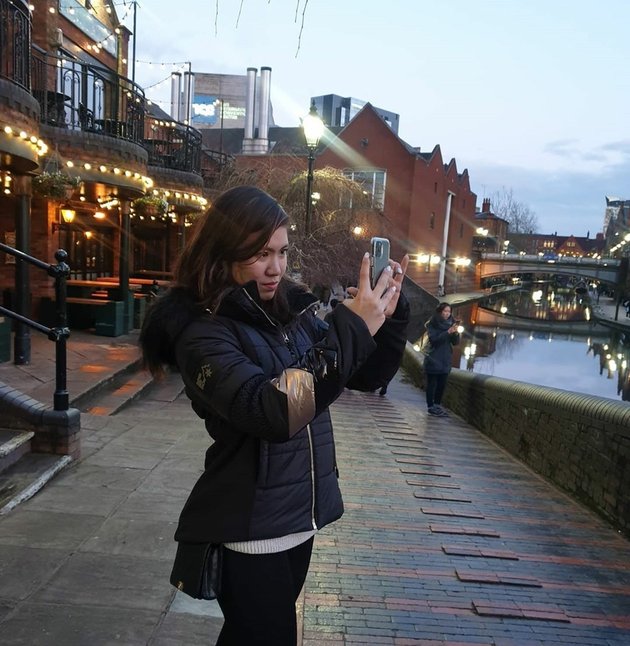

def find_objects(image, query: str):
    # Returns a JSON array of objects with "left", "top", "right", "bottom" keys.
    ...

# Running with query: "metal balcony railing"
[
  {"left": 0, "top": 0, "right": 31, "bottom": 90},
  {"left": 143, "top": 119, "right": 202, "bottom": 174},
  {"left": 31, "top": 46, "right": 145, "bottom": 145}
]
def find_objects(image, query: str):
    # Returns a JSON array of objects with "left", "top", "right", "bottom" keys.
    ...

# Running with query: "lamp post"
[{"left": 302, "top": 102, "right": 324, "bottom": 237}]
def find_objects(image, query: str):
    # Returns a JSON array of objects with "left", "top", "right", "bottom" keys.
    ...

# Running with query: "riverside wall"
[{"left": 403, "top": 345, "right": 630, "bottom": 535}]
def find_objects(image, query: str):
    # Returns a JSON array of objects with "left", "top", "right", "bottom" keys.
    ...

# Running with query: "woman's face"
[
  {"left": 231, "top": 226, "right": 289, "bottom": 301},
  {"left": 440, "top": 306, "right": 452, "bottom": 320}
]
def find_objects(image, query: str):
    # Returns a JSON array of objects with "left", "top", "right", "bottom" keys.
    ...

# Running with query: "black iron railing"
[
  {"left": 0, "top": 244, "right": 70, "bottom": 411},
  {"left": 144, "top": 119, "right": 202, "bottom": 174},
  {"left": 31, "top": 46, "right": 145, "bottom": 145},
  {"left": 0, "top": 0, "right": 31, "bottom": 90}
]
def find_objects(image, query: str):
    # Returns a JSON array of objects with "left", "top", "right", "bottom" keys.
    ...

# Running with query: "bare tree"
[
  {"left": 205, "top": 162, "right": 383, "bottom": 287},
  {"left": 281, "top": 167, "right": 383, "bottom": 286},
  {"left": 489, "top": 187, "right": 539, "bottom": 234}
]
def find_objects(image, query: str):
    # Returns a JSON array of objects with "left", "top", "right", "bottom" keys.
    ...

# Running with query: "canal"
[{"left": 432, "top": 283, "right": 630, "bottom": 402}]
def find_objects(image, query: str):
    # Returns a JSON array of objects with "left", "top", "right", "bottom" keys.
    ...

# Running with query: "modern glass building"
[{"left": 310, "top": 94, "right": 399, "bottom": 134}]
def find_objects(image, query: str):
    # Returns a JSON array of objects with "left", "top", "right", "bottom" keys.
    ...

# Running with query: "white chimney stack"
[
  {"left": 170, "top": 72, "right": 181, "bottom": 121},
  {"left": 258, "top": 66, "right": 271, "bottom": 142},
  {"left": 244, "top": 67, "right": 257, "bottom": 140}
]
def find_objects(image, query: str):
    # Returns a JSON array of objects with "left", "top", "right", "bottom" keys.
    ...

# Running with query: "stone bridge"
[{"left": 479, "top": 253, "right": 623, "bottom": 286}]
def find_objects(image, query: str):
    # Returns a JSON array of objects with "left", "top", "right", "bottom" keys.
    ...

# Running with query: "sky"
[{"left": 124, "top": 0, "right": 630, "bottom": 237}]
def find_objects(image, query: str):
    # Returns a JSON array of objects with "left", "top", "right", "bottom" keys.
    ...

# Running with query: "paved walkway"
[{"left": 0, "top": 363, "right": 629, "bottom": 643}]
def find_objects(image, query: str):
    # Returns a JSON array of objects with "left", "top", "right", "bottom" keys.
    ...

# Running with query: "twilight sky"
[{"left": 125, "top": 0, "right": 630, "bottom": 236}]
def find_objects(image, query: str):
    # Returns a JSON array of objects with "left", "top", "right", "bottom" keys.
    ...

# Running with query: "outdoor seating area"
[{"left": 37, "top": 279, "right": 150, "bottom": 338}]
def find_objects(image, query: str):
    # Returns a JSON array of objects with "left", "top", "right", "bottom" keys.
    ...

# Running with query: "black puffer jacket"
[{"left": 145, "top": 282, "right": 409, "bottom": 544}]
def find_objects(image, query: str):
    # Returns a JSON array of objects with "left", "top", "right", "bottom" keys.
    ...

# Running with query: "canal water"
[{"left": 428, "top": 284, "right": 630, "bottom": 402}]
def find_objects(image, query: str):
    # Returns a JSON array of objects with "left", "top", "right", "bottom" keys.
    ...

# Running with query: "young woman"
[
  {"left": 140, "top": 186, "right": 409, "bottom": 645},
  {"left": 423, "top": 302, "right": 460, "bottom": 417}
]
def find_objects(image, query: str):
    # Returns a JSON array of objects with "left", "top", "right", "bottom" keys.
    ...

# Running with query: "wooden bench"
[{"left": 64, "top": 297, "right": 125, "bottom": 337}]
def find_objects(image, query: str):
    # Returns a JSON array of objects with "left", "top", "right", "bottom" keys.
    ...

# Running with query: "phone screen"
[{"left": 370, "top": 237, "right": 390, "bottom": 288}]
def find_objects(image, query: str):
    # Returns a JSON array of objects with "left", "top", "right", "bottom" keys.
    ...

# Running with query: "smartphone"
[{"left": 370, "top": 237, "right": 390, "bottom": 289}]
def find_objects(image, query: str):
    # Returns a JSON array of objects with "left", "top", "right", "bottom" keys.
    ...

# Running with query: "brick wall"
[{"left": 403, "top": 346, "right": 630, "bottom": 535}]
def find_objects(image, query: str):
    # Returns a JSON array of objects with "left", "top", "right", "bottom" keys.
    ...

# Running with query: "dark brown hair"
[
  {"left": 140, "top": 186, "right": 295, "bottom": 377},
  {"left": 175, "top": 185, "right": 290, "bottom": 312}
]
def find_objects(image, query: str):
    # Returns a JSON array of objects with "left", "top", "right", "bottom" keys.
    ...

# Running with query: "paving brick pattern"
[{"left": 302, "top": 374, "right": 630, "bottom": 645}]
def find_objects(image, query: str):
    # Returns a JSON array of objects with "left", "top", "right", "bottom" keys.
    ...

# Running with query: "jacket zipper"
[
  {"left": 243, "top": 289, "right": 318, "bottom": 528},
  {"left": 306, "top": 423, "right": 318, "bottom": 530}
]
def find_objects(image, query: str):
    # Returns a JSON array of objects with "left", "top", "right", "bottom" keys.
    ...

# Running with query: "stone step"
[
  {"left": 0, "top": 452, "right": 72, "bottom": 515},
  {"left": 0, "top": 429, "right": 34, "bottom": 475},
  {"left": 81, "top": 368, "right": 155, "bottom": 416}
]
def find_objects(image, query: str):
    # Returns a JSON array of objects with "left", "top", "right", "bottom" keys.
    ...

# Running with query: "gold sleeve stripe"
[{"left": 271, "top": 368, "right": 316, "bottom": 436}]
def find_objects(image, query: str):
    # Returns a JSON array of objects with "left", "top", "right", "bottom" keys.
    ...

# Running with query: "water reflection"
[{"left": 414, "top": 284, "right": 630, "bottom": 402}]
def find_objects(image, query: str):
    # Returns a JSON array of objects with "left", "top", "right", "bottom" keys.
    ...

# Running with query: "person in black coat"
[
  {"left": 140, "top": 186, "right": 409, "bottom": 646},
  {"left": 423, "top": 302, "right": 460, "bottom": 417}
]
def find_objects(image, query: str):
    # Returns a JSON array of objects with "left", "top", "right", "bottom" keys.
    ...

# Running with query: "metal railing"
[
  {"left": 29, "top": 47, "right": 202, "bottom": 173},
  {"left": 144, "top": 119, "right": 202, "bottom": 174},
  {"left": 0, "top": 0, "right": 31, "bottom": 90},
  {"left": 0, "top": 244, "right": 70, "bottom": 411},
  {"left": 31, "top": 46, "right": 145, "bottom": 145}
]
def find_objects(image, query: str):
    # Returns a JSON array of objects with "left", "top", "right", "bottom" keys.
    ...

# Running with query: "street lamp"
[{"left": 302, "top": 102, "right": 324, "bottom": 236}]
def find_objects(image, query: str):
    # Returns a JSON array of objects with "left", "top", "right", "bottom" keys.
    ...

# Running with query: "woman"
[
  {"left": 423, "top": 302, "right": 460, "bottom": 417},
  {"left": 140, "top": 186, "right": 409, "bottom": 645}
]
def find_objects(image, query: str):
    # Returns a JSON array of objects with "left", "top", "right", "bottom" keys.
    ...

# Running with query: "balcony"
[
  {"left": 31, "top": 48, "right": 202, "bottom": 175},
  {"left": 32, "top": 47, "right": 145, "bottom": 145},
  {"left": 144, "top": 116, "right": 202, "bottom": 175},
  {"left": 0, "top": 0, "right": 31, "bottom": 90}
]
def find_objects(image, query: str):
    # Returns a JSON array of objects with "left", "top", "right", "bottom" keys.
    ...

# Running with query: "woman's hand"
[
  {"left": 383, "top": 254, "right": 409, "bottom": 318},
  {"left": 346, "top": 254, "right": 409, "bottom": 321},
  {"left": 342, "top": 253, "right": 398, "bottom": 336}
]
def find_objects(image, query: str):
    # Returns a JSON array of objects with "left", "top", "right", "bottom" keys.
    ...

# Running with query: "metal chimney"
[
  {"left": 181, "top": 71, "right": 194, "bottom": 124},
  {"left": 258, "top": 66, "right": 271, "bottom": 142},
  {"left": 244, "top": 67, "right": 257, "bottom": 140},
  {"left": 170, "top": 72, "right": 181, "bottom": 121}
]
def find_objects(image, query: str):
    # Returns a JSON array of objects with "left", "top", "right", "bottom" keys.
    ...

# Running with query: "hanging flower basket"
[
  {"left": 133, "top": 195, "right": 169, "bottom": 217},
  {"left": 32, "top": 171, "right": 82, "bottom": 201}
]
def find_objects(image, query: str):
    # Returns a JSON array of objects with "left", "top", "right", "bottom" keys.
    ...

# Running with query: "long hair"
[
  {"left": 176, "top": 185, "right": 291, "bottom": 312},
  {"left": 430, "top": 301, "right": 453, "bottom": 326},
  {"left": 140, "top": 186, "right": 294, "bottom": 377}
]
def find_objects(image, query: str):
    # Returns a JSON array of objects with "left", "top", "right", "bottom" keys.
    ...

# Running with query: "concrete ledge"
[
  {"left": 403, "top": 344, "right": 630, "bottom": 535},
  {"left": 0, "top": 380, "right": 81, "bottom": 458}
]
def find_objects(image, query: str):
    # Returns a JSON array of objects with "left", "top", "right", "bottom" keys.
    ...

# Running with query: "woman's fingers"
[{"left": 358, "top": 252, "right": 371, "bottom": 291}]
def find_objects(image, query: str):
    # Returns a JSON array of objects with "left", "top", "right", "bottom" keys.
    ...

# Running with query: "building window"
[
  {"left": 430, "top": 212, "right": 435, "bottom": 229},
  {"left": 342, "top": 169, "right": 386, "bottom": 210},
  {"left": 460, "top": 223, "right": 464, "bottom": 238},
  {"left": 434, "top": 182, "right": 438, "bottom": 193}
]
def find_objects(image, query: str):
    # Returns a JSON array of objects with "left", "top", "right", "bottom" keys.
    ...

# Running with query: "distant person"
[
  {"left": 423, "top": 302, "right": 460, "bottom": 417},
  {"left": 140, "top": 186, "right": 409, "bottom": 645},
  {"left": 329, "top": 297, "right": 339, "bottom": 310}
]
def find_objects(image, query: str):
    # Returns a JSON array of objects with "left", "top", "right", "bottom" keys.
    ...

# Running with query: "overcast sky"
[{"left": 126, "top": 0, "right": 630, "bottom": 236}]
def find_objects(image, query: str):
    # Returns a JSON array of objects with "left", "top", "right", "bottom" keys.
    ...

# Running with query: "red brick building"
[
  {"left": 0, "top": 0, "right": 206, "bottom": 347},
  {"left": 204, "top": 103, "right": 479, "bottom": 295}
]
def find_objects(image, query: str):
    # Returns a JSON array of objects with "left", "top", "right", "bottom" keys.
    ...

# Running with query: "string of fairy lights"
[
  {"left": 6, "top": 3, "right": 207, "bottom": 215},
  {"left": 27, "top": 3, "right": 194, "bottom": 111}
]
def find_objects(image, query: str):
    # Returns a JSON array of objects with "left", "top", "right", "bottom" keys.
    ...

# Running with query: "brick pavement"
[
  {"left": 301, "top": 373, "right": 630, "bottom": 645},
  {"left": 1, "top": 327, "right": 630, "bottom": 644}
]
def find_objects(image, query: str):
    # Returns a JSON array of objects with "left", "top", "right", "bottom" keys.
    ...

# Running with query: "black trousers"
[
  {"left": 426, "top": 372, "right": 449, "bottom": 407},
  {"left": 215, "top": 537, "right": 314, "bottom": 646}
]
